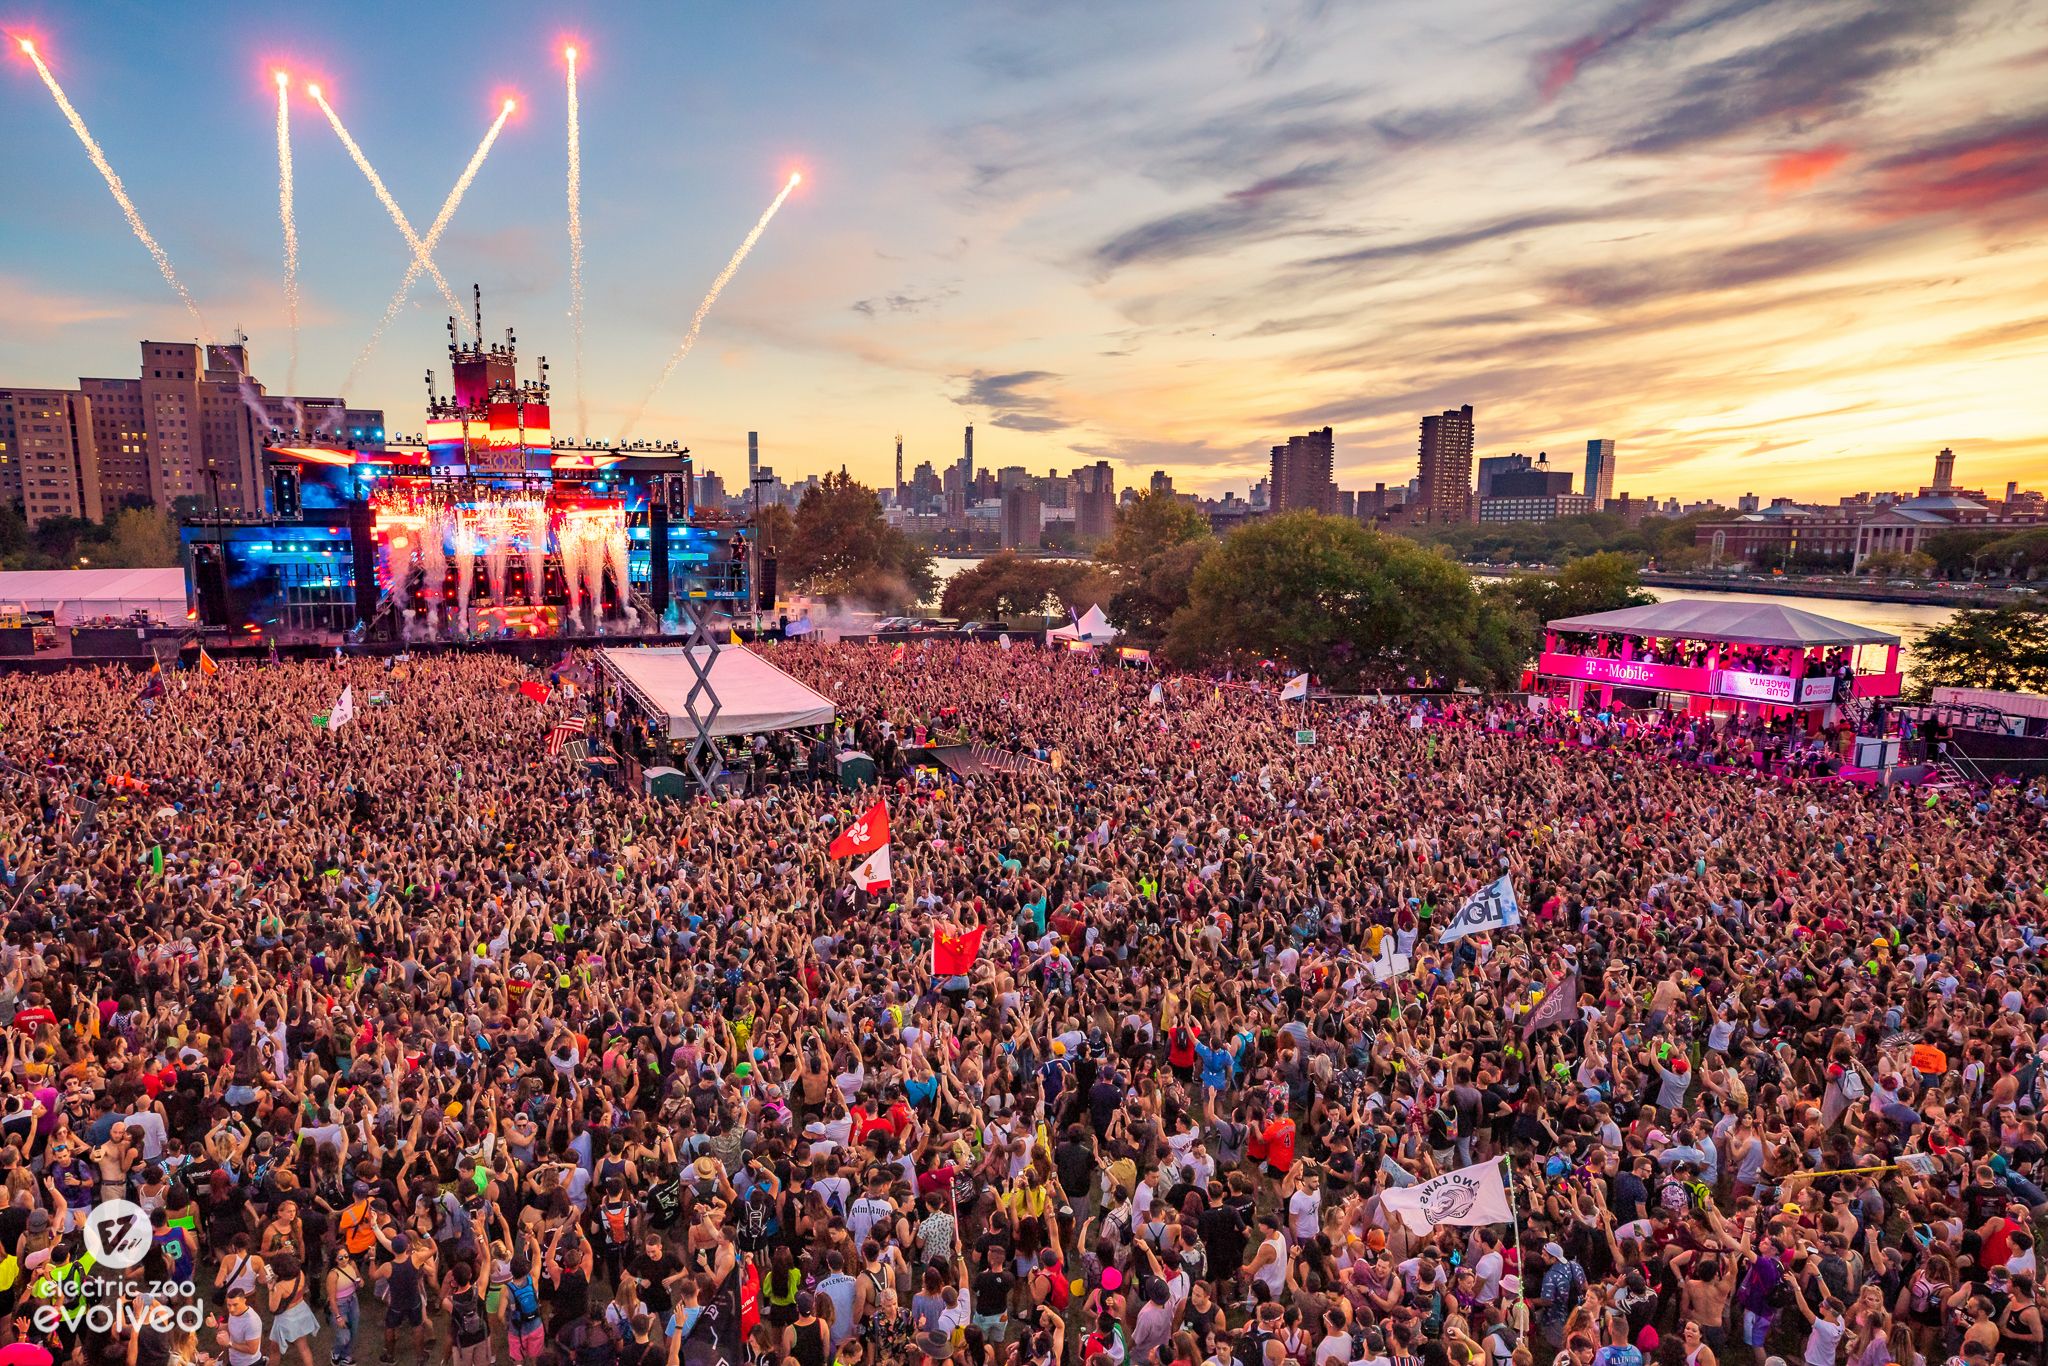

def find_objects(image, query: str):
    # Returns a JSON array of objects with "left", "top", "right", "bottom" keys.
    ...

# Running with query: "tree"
[
  {"left": 1109, "top": 539, "right": 1213, "bottom": 643},
  {"left": 1098, "top": 490, "right": 1211, "bottom": 572},
  {"left": 0, "top": 503, "right": 27, "bottom": 564},
  {"left": 100, "top": 507, "right": 181, "bottom": 568},
  {"left": 1922, "top": 528, "right": 2007, "bottom": 578},
  {"left": 940, "top": 552, "right": 1116, "bottom": 621},
  {"left": 1857, "top": 549, "right": 1933, "bottom": 579},
  {"left": 1163, "top": 512, "right": 1527, "bottom": 690},
  {"left": 782, "top": 471, "right": 935, "bottom": 611},
  {"left": 1911, "top": 605, "right": 2048, "bottom": 697},
  {"left": 1486, "top": 551, "right": 1653, "bottom": 625}
]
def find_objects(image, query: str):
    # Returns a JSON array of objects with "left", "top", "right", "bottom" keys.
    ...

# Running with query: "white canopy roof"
[
  {"left": 0, "top": 567, "right": 188, "bottom": 625},
  {"left": 596, "top": 645, "right": 836, "bottom": 740},
  {"left": 1048, "top": 603, "right": 1120, "bottom": 642}
]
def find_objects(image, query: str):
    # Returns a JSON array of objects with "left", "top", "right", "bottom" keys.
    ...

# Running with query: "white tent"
[
  {"left": 597, "top": 645, "right": 836, "bottom": 740},
  {"left": 0, "top": 567, "right": 188, "bottom": 625},
  {"left": 1048, "top": 603, "right": 1120, "bottom": 642}
]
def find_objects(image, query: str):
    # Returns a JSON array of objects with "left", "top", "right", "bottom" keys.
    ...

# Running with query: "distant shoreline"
[{"left": 1465, "top": 566, "right": 2019, "bottom": 610}]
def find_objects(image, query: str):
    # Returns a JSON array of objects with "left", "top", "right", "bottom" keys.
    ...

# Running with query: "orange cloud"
[{"left": 1767, "top": 144, "right": 1851, "bottom": 195}]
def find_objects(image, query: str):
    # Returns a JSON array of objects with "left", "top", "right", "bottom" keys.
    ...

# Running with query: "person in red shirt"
[
  {"left": 1262, "top": 1114, "right": 1296, "bottom": 1179},
  {"left": 1166, "top": 1022, "right": 1201, "bottom": 1082}
]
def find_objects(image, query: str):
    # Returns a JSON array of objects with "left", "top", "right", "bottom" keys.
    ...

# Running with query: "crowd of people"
[{"left": 0, "top": 638, "right": 2044, "bottom": 1366}]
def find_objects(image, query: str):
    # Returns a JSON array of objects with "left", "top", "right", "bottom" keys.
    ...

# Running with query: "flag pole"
[{"left": 1504, "top": 1153, "right": 1528, "bottom": 1318}]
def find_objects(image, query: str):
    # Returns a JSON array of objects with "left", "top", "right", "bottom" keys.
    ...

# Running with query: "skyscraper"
[
  {"left": 894, "top": 434, "right": 904, "bottom": 505},
  {"left": 1417, "top": 404, "right": 1475, "bottom": 523},
  {"left": 1584, "top": 439, "right": 1616, "bottom": 511},
  {"left": 1268, "top": 427, "right": 1337, "bottom": 514},
  {"left": 1072, "top": 460, "right": 1116, "bottom": 543},
  {"left": 962, "top": 424, "right": 974, "bottom": 491},
  {"left": 1001, "top": 485, "right": 1042, "bottom": 549},
  {"left": 748, "top": 431, "right": 759, "bottom": 485}
]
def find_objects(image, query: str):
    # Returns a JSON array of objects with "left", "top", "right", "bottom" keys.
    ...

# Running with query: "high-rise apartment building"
[
  {"left": 1001, "top": 485, "right": 1042, "bottom": 550},
  {"left": 0, "top": 388, "right": 102, "bottom": 525},
  {"left": 1268, "top": 426, "right": 1337, "bottom": 514},
  {"left": 1416, "top": 404, "right": 1475, "bottom": 523},
  {"left": 1584, "top": 439, "right": 1616, "bottom": 511},
  {"left": 1149, "top": 470, "right": 1175, "bottom": 496},
  {"left": 1072, "top": 460, "right": 1116, "bottom": 543}
]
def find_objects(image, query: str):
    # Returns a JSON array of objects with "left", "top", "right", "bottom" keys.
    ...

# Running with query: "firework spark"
[
  {"left": 566, "top": 45, "right": 587, "bottom": 437},
  {"left": 341, "top": 100, "right": 515, "bottom": 394},
  {"left": 19, "top": 38, "right": 210, "bottom": 339},
  {"left": 622, "top": 173, "right": 802, "bottom": 435},
  {"left": 309, "top": 83, "right": 472, "bottom": 332},
  {"left": 275, "top": 72, "right": 301, "bottom": 391}
]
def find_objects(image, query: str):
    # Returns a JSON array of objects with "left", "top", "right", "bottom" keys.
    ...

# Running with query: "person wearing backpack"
[
  {"left": 505, "top": 1254, "right": 548, "bottom": 1364},
  {"left": 1532, "top": 1242, "right": 1588, "bottom": 1352},
  {"left": 442, "top": 1262, "right": 495, "bottom": 1366}
]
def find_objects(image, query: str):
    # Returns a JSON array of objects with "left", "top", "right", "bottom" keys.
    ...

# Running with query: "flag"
[
  {"left": 850, "top": 843, "right": 891, "bottom": 893},
  {"left": 889, "top": 642, "right": 906, "bottom": 665},
  {"left": 1378, "top": 1157, "right": 1514, "bottom": 1234},
  {"left": 998, "top": 633, "right": 1011, "bottom": 651},
  {"left": 196, "top": 647, "right": 219, "bottom": 677},
  {"left": 785, "top": 614, "right": 814, "bottom": 637},
  {"left": 828, "top": 801, "right": 890, "bottom": 859},
  {"left": 137, "top": 661, "right": 165, "bottom": 702},
  {"left": 329, "top": 685, "right": 357, "bottom": 731},
  {"left": 266, "top": 637, "right": 280, "bottom": 665},
  {"left": 545, "top": 720, "right": 585, "bottom": 756},
  {"left": 518, "top": 680, "right": 550, "bottom": 704},
  {"left": 730, "top": 627, "right": 743, "bottom": 645},
  {"left": 1149, "top": 683, "right": 1164, "bottom": 706},
  {"left": 1281, "top": 672, "right": 1309, "bottom": 702},
  {"left": 149, "top": 845, "right": 164, "bottom": 877},
  {"left": 933, "top": 924, "right": 985, "bottom": 976},
  {"left": 1520, "top": 973, "right": 1580, "bottom": 1040},
  {"left": 1438, "top": 875, "right": 1519, "bottom": 944},
  {"left": 1368, "top": 937, "right": 1412, "bottom": 984}
]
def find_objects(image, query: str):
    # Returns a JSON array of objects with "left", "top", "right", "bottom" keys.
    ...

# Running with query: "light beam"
[
  {"left": 20, "top": 39, "right": 210, "bottom": 339},
  {"left": 622, "top": 173, "right": 803, "bottom": 435},
  {"left": 341, "top": 99, "right": 516, "bottom": 394},
  {"left": 565, "top": 44, "right": 587, "bottom": 436},
  {"left": 308, "top": 83, "right": 472, "bottom": 333},
  {"left": 275, "top": 71, "right": 301, "bottom": 391}
]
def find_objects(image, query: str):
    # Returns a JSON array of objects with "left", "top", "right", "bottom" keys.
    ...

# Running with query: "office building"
[
  {"left": 1001, "top": 485, "right": 1042, "bottom": 550},
  {"left": 1416, "top": 404, "right": 1475, "bottom": 523},
  {"left": 1476, "top": 453, "right": 1534, "bottom": 500},
  {"left": 0, "top": 388, "right": 102, "bottom": 525},
  {"left": 1584, "top": 439, "right": 1616, "bottom": 511},
  {"left": 1480, "top": 491, "right": 1591, "bottom": 523},
  {"left": 1268, "top": 426, "right": 1337, "bottom": 514}
]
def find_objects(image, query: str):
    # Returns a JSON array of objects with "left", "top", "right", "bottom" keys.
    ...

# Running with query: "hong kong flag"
[
  {"left": 933, "top": 924, "right": 985, "bottom": 976},
  {"left": 828, "top": 801, "right": 889, "bottom": 859}
]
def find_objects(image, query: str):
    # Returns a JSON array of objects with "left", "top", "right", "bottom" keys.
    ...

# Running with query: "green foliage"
[
  {"left": 1921, "top": 528, "right": 2008, "bottom": 577},
  {"left": 940, "top": 552, "right": 1117, "bottom": 621},
  {"left": 1098, "top": 489, "right": 1212, "bottom": 572},
  {"left": 1910, "top": 605, "right": 2048, "bottom": 698},
  {"left": 1162, "top": 511, "right": 1528, "bottom": 690},
  {"left": 99, "top": 507, "right": 181, "bottom": 568},
  {"left": 0, "top": 504, "right": 26, "bottom": 560},
  {"left": 782, "top": 471, "right": 934, "bottom": 612},
  {"left": 1857, "top": 549, "right": 1934, "bottom": 579},
  {"left": 1397, "top": 508, "right": 1719, "bottom": 567},
  {"left": 1109, "top": 539, "right": 1214, "bottom": 643},
  {"left": 1488, "top": 552, "right": 1655, "bottom": 624}
]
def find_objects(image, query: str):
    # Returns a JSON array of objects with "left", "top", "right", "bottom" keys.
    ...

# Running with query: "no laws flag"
[
  {"left": 933, "top": 924, "right": 985, "bottom": 976},
  {"left": 828, "top": 801, "right": 889, "bottom": 859},
  {"left": 850, "top": 843, "right": 892, "bottom": 893}
]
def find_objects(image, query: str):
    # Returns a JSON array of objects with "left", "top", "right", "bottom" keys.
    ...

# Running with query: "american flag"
[{"left": 545, "top": 720, "right": 586, "bottom": 756}]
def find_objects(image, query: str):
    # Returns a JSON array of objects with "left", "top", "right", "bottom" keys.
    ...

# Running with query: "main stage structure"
[{"left": 179, "top": 292, "right": 752, "bottom": 645}]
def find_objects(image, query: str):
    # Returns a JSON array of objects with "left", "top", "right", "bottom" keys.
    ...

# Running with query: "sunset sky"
[{"left": 3, "top": 0, "right": 2045, "bottom": 504}]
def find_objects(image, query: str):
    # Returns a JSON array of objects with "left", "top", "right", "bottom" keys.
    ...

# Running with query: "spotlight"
[
  {"left": 274, "top": 70, "right": 288, "bottom": 87},
  {"left": 306, "top": 82, "right": 321, "bottom": 98},
  {"left": 18, "top": 37, "right": 35, "bottom": 54}
]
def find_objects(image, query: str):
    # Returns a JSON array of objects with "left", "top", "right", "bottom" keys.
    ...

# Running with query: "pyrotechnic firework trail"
[
  {"left": 622, "top": 173, "right": 801, "bottom": 436},
  {"left": 566, "top": 46, "right": 587, "bottom": 436},
  {"left": 341, "top": 100, "right": 515, "bottom": 394},
  {"left": 275, "top": 72, "right": 301, "bottom": 391},
  {"left": 18, "top": 39, "right": 210, "bottom": 339},
  {"left": 309, "top": 83, "right": 473, "bottom": 333}
]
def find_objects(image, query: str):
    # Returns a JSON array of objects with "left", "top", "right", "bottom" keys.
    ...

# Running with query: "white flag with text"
[{"left": 1379, "top": 1156, "right": 1514, "bottom": 1234}]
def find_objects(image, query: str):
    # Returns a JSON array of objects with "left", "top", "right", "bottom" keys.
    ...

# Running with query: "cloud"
[
  {"left": 1611, "top": 5, "right": 1961, "bottom": 155},
  {"left": 1243, "top": 0, "right": 1336, "bottom": 76},
  {"left": 1092, "top": 160, "right": 1344, "bottom": 269},
  {"left": 1536, "top": 0, "right": 1689, "bottom": 101},
  {"left": 1863, "top": 111, "right": 2048, "bottom": 219},
  {"left": 956, "top": 368, "right": 1071, "bottom": 431},
  {"left": 1767, "top": 143, "right": 1853, "bottom": 195},
  {"left": 1298, "top": 206, "right": 1637, "bottom": 273},
  {"left": 1070, "top": 435, "right": 1246, "bottom": 471},
  {"left": 850, "top": 283, "right": 959, "bottom": 318},
  {"left": 1544, "top": 229, "right": 1908, "bottom": 309}
]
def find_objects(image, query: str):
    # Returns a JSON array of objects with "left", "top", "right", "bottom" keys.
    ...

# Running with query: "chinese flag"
[
  {"left": 518, "top": 680, "right": 550, "bottom": 704},
  {"left": 933, "top": 924, "right": 985, "bottom": 976},
  {"left": 828, "top": 801, "right": 889, "bottom": 859}
]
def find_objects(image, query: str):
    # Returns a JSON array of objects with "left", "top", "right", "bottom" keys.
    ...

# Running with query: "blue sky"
[{"left": 5, "top": 0, "right": 2046, "bottom": 502}]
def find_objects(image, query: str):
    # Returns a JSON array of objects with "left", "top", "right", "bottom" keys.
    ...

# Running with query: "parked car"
[{"left": 956, "top": 621, "right": 991, "bottom": 634}]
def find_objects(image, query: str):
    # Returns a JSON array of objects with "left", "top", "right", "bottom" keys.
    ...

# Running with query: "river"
[{"left": 927, "top": 555, "right": 1957, "bottom": 649}]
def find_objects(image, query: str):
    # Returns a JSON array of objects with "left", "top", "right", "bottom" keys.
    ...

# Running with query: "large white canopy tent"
[
  {"left": 0, "top": 568, "right": 188, "bottom": 625},
  {"left": 596, "top": 645, "right": 836, "bottom": 740},
  {"left": 1047, "top": 603, "right": 1120, "bottom": 642}
]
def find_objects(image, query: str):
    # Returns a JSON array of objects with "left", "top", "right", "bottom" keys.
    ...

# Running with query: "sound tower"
[
  {"left": 191, "top": 544, "right": 231, "bottom": 625},
  {"left": 757, "top": 555, "right": 778, "bottom": 610},
  {"left": 270, "top": 465, "right": 302, "bottom": 519},
  {"left": 347, "top": 499, "right": 379, "bottom": 627},
  {"left": 649, "top": 483, "right": 672, "bottom": 618}
]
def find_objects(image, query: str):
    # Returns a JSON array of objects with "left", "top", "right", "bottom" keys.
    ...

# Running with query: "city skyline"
[{"left": 3, "top": 1, "right": 2045, "bottom": 505}]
